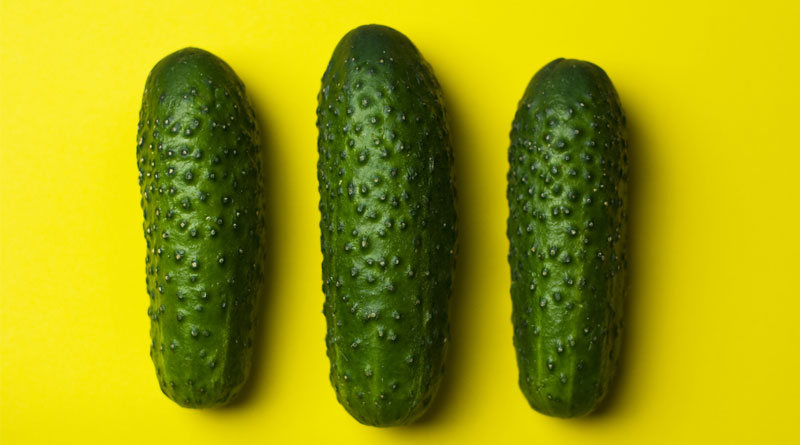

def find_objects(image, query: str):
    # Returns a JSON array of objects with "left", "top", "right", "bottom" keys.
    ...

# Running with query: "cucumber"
[
  {"left": 507, "top": 58, "right": 628, "bottom": 417},
  {"left": 137, "top": 48, "right": 264, "bottom": 408},
  {"left": 316, "top": 25, "right": 457, "bottom": 426}
]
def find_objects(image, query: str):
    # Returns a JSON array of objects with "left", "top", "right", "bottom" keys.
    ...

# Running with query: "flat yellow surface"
[{"left": 1, "top": 1, "right": 799, "bottom": 443}]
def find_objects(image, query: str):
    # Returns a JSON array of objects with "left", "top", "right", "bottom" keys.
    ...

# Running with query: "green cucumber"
[
  {"left": 316, "top": 25, "right": 457, "bottom": 426},
  {"left": 507, "top": 58, "right": 628, "bottom": 417},
  {"left": 137, "top": 47, "right": 264, "bottom": 408}
]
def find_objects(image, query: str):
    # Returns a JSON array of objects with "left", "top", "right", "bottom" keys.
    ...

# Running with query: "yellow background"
[{"left": 2, "top": 1, "right": 799, "bottom": 443}]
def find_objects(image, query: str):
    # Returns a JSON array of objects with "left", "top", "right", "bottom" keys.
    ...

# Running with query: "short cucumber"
[
  {"left": 507, "top": 58, "right": 628, "bottom": 417},
  {"left": 137, "top": 48, "right": 264, "bottom": 408},
  {"left": 316, "top": 25, "right": 457, "bottom": 426}
]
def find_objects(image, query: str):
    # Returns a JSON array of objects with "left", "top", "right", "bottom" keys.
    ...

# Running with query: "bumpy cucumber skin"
[
  {"left": 137, "top": 48, "right": 264, "bottom": 408},
  {"left": 507, "top": 59, "right": 628, "bottom": 417},
  {"left": 317, "top": 25, "right": 457, "bottom": 426}
]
